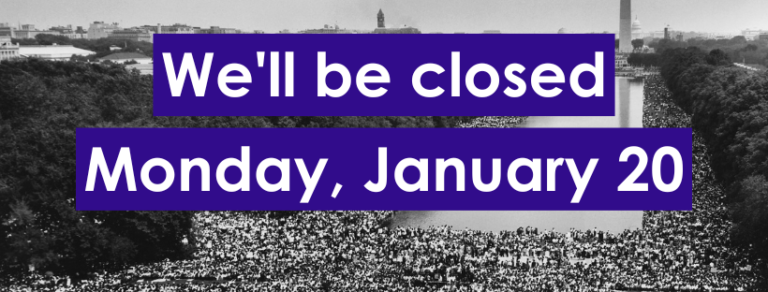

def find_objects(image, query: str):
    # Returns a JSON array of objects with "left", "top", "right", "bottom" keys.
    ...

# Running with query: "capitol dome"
[
  {"left": 631, "top": 16, "right": 642, "bottom": 32},
  {"left": 557, "top": 28, "right": 567, "bottom": 34}
]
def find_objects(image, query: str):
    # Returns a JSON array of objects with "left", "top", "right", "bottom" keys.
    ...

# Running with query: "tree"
[
  {"left": 729, "top": 36, "right": 747, "bottom": 45},
  {"left": 705, "top": 49, "right": 731, "bottom": 66},
  {"left": 627, "top": 53, "right": 661, "bottom": 68},
  {"left": 631, "top": 39, "right": 644, "bottom": 52},
  {"left": 32, "top": 34, "right": 73, "bottom": 46},
  {"left": 732, "top": 176, "right": 768, "bottom": 259}
]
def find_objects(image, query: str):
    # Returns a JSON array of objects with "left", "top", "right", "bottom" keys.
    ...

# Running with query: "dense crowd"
[
  {"left": 7, "top": 77, "right": 765, "bottom": 291},
  {"left": 457, "top": 116, "right": 528, "bottom": 128}
]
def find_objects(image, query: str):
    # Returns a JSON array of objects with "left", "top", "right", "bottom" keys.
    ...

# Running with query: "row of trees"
[
  {"left": 628, "top": 36, "right": 768, "bottom": 69},
  {"left": 658, "top": 47, "right": 768, "bottom": 260},
  {"left": 649, "top": 36, "right": 768, "bottom": 65},
  {"left": 0, "top": 58, "right": 475, "bottom": 280},
  {"left": 627, "top": 53, "right": 661, "bottom": 68},
  {"left": 628, "top": 48, "right": 733, "bottom": 68}
]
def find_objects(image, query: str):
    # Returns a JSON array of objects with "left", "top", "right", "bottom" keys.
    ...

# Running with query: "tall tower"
[
  {"left": 377, "top": 9, "right": 385, "bottom": 28},
  {"left": 619, "top": 0, "right": 632, "bottom": 53}
]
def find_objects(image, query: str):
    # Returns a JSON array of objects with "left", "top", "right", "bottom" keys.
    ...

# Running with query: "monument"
[
  {"left": 377, "top": 9, "right": 385, "bottom": 28},
  {"left": 619, "top": 0, "right": 632, "bottom": 53}
]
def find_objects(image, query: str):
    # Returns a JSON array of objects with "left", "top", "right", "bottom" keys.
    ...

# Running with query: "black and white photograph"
[{"left": 1, "top": 0, "right": 768, "bottom": 291}]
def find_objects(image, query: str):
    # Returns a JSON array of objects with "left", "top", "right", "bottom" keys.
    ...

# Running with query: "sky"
[{"left": 1, "top": 0, "right": 766, "bottom": 34}]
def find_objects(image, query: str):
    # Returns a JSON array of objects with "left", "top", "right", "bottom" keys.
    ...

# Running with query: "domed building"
[
  {"left": 631, "top": 16, "right": 643, "bottom": 40},
  {"left": 557, "top": 28, "right": 567, "bottom": 34}
]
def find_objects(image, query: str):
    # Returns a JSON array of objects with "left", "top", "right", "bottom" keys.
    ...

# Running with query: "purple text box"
[
  {"left": 77, "top": 128, "right": 691, "bottom": 211},
  {"left": 153, "top": 34, "right": 615, "bottom": 116}
]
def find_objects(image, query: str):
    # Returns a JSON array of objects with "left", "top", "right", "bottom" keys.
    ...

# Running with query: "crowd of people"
[
  {"left": 457, "top": 116, "right": 528, "bottom": 128},
  {"left": 7, "top": 76, "right": 765, "bottom": 291}
]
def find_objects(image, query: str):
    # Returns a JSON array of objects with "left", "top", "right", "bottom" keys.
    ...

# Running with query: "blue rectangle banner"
[
  {"left": 153, "top": 34, "right": 615, "bottom": 116},
  {"left": 76, "top": 128, "right": 692, "bottom": 211}
]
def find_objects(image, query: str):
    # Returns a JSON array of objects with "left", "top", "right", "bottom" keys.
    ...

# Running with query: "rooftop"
[
  {"left": 19, "top": 45, "right": 95, "bottom": 57},
  {"left": 99, "top": 52, "right": 151, "bottom": 60}
]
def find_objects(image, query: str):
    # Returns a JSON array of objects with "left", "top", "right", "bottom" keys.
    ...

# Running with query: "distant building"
[
  {"left": 664, "top": 30, "right": 713, "bottom": 41},
  {"left": 300, "top": 24, "right": 368, "bottom": 34},
  {"left": 108, "top": 29, "right": 154, "bottom": 43},
  {"left": 372, "top": 9, "right": 421, "bottom": 34},
  {"left": 615, "top": 55, "right": 628, "bottom": 69},
  {"left": 373, "top": 26, "right": 421, "bottom": 34},
  {"left": 48, "top": 25, "right": 72, "bottom": 34},
  {"left": 0, "top": 26, "right": 14, "bottom": 38},
  {"left": 141, "top": 23, "right": 195, "bottom": 34},
  {"left": 195, "top": 26, "right": 239, "bottom": 34},
  {"left": 98, "top": 52, "right": 152, "bottom": 64},
  {"left": 377, "top": 9, "right": 385, "bottom": 28},
  {"left": 253, "top": 30, "right": 265, "bottom": 34},
  {"left": 5, "top": 24, "right": 61, "bottom": 39},
  {"left": 88, "top": 21, "right": 121, "bottom": 39},
  {"left": 742, "top": 29, "right": 768, "bottom": 41},
  {"left": 631, "top": 16, "right": 643, "bottom": 40},
  {"left": 63, "top": 32, "right": 88, "bottom": 39},
  {"left": 483, "top": 30, "right": 501, "bottom": 34},
  {"left": 635, "top": 25, "right": 717, "bottom": 42},
  {"left": 18, "top": 45, "right": 95, "bottom": 60},
  {"left": 0, "top": 36, "right": 19, "bottom": 61},
  {"left": 14, "top": 29, "right": 60, "bottom": 39},
  {"left": 557, "top": 28, "right": 567, "bottom": 34},
  {"left": 109, "top": 45, "right": 122, "bottom": 51},
  {"left": 49, "top": 25, "right": 88, "bottom": 39}
]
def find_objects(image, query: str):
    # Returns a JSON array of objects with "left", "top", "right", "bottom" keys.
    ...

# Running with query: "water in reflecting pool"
[{"left": 391, "top": 77, "right": 645, "bottom": 232}]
